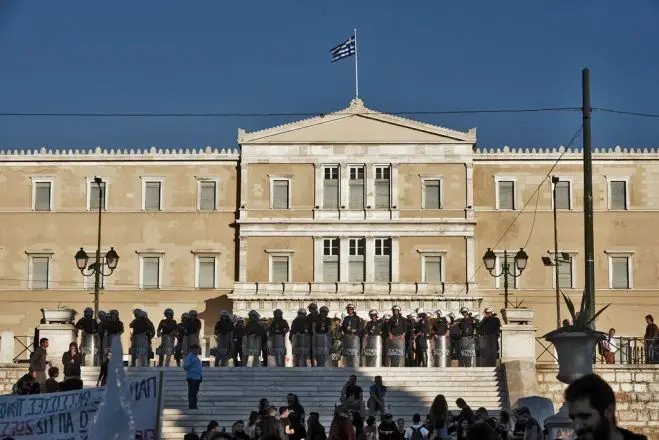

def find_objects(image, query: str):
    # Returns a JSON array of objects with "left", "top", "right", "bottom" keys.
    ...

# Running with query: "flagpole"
[{"left": 354, "top": 28, "right": 359, "bottom": 99}]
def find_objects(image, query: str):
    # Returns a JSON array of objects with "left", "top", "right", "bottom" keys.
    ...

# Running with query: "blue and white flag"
[
  {"left": 330, "top": 35, "right": 356, "bottom": 62},
  {"left": 88, "top": 336, "right": 136, "bottom": 439}
]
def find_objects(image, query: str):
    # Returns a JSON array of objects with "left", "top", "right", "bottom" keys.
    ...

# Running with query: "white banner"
[{"left": 0, "top": 374, "right": 160, "bottom": 440}]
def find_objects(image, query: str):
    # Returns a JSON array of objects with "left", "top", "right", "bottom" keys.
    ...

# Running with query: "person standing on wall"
[{"left": 184, "top": 344, "right": 203, "bottom": 410}]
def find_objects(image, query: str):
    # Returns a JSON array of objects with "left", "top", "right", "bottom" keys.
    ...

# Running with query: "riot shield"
[
  {"left": 361, "top": 334, "right": 382, "bottom": 367},
  {"left": 342, "top": 334, "right": 360, "bottom": 367},
  {"left": 432, "top": 334, "right": 451, "bottom": 367}
]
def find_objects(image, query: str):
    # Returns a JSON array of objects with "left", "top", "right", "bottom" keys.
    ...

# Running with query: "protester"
[
  {"left": 97, "top": 350, "right": 110, "bottom": 387},
  {"left": 307, "top": 412, "right": 327, "bottom": 440},
  {"left": 403, "top": 414, "right": 428, "bottom": 440},
  {"left": 200, "top": 420, "right": 220, "bottom": 440},
  {"left": 29, "top": 337, "right": 49, "bottom": 391},
  {"left": 367, "top": 376, "right": 387, "bottom": 421},
  {"left": 329, "top": 405, "right": 356, "bottom": 440},
  {"left": 44, "top": 367, "right": 60, "bottom": 393},
  {"left": 466, "top": 423, "right": 497, "bottom": 440},
  {"left": 14, "top": 367, "right": 40, "bottom": 395},
  {"left": 377, "top": 413, "right": 398, "bottom": 440},
  {"left": 184, "top": 344, "right": 203, "bottom": 410},
  {"left": 510, "top": 407, "right": 540, "bottom": 440},
  {"left": 363, "top": 416, "right": 377, "bottom": 440},
  {"left": 62, "top": 341, "right": 83, "bottom": 378},
  {"left": 565, "top": 373, "right": 647, "bottom": 439}
]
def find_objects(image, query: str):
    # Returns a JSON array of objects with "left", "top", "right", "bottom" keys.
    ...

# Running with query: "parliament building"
[{"left": 0, "top": 98, "right": 656, "bottom": 353}]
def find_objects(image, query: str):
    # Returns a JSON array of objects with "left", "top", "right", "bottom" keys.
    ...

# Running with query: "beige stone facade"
[{"left": 0, "top": 98, "right": 656, "bottom": 354}]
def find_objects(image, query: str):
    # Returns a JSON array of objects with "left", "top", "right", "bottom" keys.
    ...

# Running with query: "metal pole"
[
  {"left": 552, "top": 177, "right": 560, "bottom": 328},
  {"left": 353, "top": 28, "right": 359, "bottom": 99},
  {"left": 582, "top": 68, "right": 595, "bottom": 322},
  {"left": 93, "top": 180, "right": 103, "bottom": 320},
  {"left": 503, "top": 250, "right": 509, "bottom": 308}
]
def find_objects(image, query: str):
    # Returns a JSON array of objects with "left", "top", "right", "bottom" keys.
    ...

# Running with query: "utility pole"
[{"left": 582, "top": 68, "right": 595, "bottom": 322}]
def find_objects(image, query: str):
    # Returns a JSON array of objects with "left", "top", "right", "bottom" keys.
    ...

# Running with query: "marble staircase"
[{"left": 80, "top": 367, "right": 508, "bottom": 440}]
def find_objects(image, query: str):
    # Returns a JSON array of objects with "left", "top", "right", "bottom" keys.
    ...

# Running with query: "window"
[
  {"left": 322, "top": 238, "right": 340, "bottom": 282},
  {"left": 140, "top": 255, "right": 161, "bottom": 289},
  {"left": 423, "top": 256, "right": 443, "bottom": 283},
  {"left": 29, "top": 255, "right": 50, "bottom": 289},
  {"left": 374, "top": 238, "right": 392, "bottom": 282},
  {"left": 554, "top": 180, "right": 571, "bottom": 210},
  {"left": 271, "top": 178, "right": 290, "bottom": 209},
  {"left": 609, "top": 255, "right": 631, "bottom": 289},
  {"left": 269, "top": 255, "right": 291, "bottom": 282},
  {"left": 495, "top": 253, "right": 519, "bottom": 289},
  {"left": 497, "top": 180, "right": 516, "bottom": 210},
  {"left": 323, "top": 166, "right": 339, "bottom": 209},
  {"left": 198, "top": 180, "right": 217, "bottom": 211},
  {"left": 142, "top": 180, "right": 163, "bottom": 211},
  {"left": 348, "top": 166, "right": 365, "bottom": 210},
  {"left": 374, "top": 166, "right": 391, "bottom": 209},
  {"left": 196, "top": 256, "right": 217, "bottom": 289},
  {"left": 609, "top": 180, "right": 628, "bottom": 210},
  {"left": 32, "top": 179, "right": 53, "bottom": 211},
  {"left": 556, "top": 256, "right": 573, "bottom": 289},
  {"left": 422, "top": 179, "right": 442, "bottom": 209},
  {"left": 83, "top": 253, "right": 106, "bottom": 290},
  {"left": 88, "top": 180, "right": 107, "bottom": 211},
  {"left": 348, "top": 238, "right": 365, "bottom": 282}
]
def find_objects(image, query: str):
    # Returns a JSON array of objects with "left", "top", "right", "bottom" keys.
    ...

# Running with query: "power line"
[
  {"left": 594, "top": 108, "right": 659, "bottom": 118},
  {"left": 456, "top": 124, "right": 584, "bottom": 298},
  {"left": 0, "top": 107, "right": 580, "bottom": 118}
]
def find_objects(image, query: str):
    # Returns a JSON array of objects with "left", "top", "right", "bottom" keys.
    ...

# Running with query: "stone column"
[
  {"left": 239, "top": 163, "right": 249, "bottom": 219},
  {"left": 239, "top": 237, "right": 248, "bottom": 282},
  {"left": 465, "top": 236, "right": 475, "bottom": 288},
  {"left": 391, "top": 164, "right": 400, "bottom": 219},
  {"left": 391, "top": 237, "right": 400, "bottom": 282},
  {"left": 339, "top": 236, "right": 350, "bottom": 282},
  {"left": 366, "top": 164, "right": 375, "bottom": 209},
  {"left": 340, "top": 164, "right": 349, "bottom": 209},
  {"left": 314, "top": 163, "right": 322, "bottom": 209},
  {"left": 313, "top": 237, "right": 324, "bottom": 282},
  {"left": 365, "top": 236, "right": 375, "bottom": 282}
]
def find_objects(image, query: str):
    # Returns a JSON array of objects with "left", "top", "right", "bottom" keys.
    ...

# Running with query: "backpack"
[{"left": 410, "top": 426, "right": 425, "bottom": 440}]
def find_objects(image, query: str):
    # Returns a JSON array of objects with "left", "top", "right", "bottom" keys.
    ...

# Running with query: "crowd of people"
[
  {"left": 180, "top": 374, "right": 648, "bottom": 440},
  {"left": 72, "top": 303, "right": 502, "bottom": 370}
]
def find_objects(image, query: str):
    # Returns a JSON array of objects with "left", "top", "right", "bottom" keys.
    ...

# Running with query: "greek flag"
[{"left": 330, "top": 35, "right": 356, "bottom": 62}]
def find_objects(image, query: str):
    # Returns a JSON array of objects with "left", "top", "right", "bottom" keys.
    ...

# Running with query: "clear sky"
[{"left": 1, "top": 1, "right": 658, "bottom": 150}]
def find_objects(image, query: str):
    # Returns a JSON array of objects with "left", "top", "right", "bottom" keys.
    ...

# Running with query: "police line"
[{"left": 0, "top": 374, "right": 160, "bottom": 440}]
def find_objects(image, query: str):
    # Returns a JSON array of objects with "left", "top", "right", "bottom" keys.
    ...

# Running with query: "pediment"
[{"left": 238, "top": 99, "right": 476, "bottom": 145}]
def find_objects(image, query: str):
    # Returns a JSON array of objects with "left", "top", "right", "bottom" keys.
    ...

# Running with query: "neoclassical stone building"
[{"left": 0, "top": 98, "right": 656, "bottom": 352}]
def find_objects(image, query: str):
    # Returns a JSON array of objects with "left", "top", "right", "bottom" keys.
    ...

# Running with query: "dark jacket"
[
  {"left": 619, "top": 428, "right": 648, "bottom": 440},
  {"left": 260, "top": 414, "right": 287, "bottom": 440},
  {"left": 62, "top": 351, "right": 83, "bottom": 377}
]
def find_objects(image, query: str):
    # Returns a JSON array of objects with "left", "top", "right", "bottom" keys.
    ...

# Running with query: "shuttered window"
[
  {"left": 375, "top": 166, "right": 391, "bottom": 209},
  {"left": 423, "top": 180, "right": 441, "bottom": 209},
  {"left": 349, "top": 167, "right": 364, "bottom": 210},
  {"left": 272, "top": 180, "right": 290, "bottom": 209},
  {"left": 557, "top": 258, "right": 573, "bottom": 288},
  {"left": 609, "top": 181, "right": 627, "bottom": 210},
  {"left": 271, "top": 256, "right": 290, "bottom": 282},
  {"left": 554, "top": 181, "right": 571, "bottom": 210},
  {"left": 34, "top": 182, "right": 52, "bottom": 211},
  {"left": 142, "top": 256, "right": 160, "bottom": 289},
  {"left": 144, "top": 181, "right": 162, "bottom": 211},
  {"left": 610, "top": 256, "right": 630, "bottom": 289},
  {"left": 348, "top": 238, "right": 365, "bottom": 282},
  {"left": 199, "top": 181, "right": 217, "bottom": 211},
  {"left": 424, "top": 256, "right": 443, "bottom": 282},
  {"left": 497, "top": 181, "right": 515, "bottom": 210},
  {"left": 197, "top": 256, "right": 216, "bottom": 288},
  {"left": 374, "top": 238, "right": 391, "bottom": 282},
  {"left": 30, "top": 256, "right": 49, "bottom": 289},
  {"left": 323, "top": 167, "right": 339, "bottom": 209},
  {"left": 89, "top": 182, "right": 106, "bottom": 211},
  {"left": 424, "top": 256, "right": 442, "bottom": 283},
  {"left": 322, "top": 238, "right": 340, "bottom": 282}
]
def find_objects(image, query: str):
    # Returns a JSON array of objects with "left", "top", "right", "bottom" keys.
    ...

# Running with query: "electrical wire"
[
  {"left": 456, "top": 124, "right": 584, "bottom": 297},
  {"left": 593, "top": 108, "right": 659, "bottom": 118},
  {"left": 0, "top": 107, "right": 580, "bottom": 118}
]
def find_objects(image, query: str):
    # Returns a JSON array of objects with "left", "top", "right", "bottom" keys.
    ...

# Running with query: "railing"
[
  {"left": 13, "top": 335, "right": 35, "bottom": 363},
  {"left": 535, "top": 336, "right": 652, "bottom": 365}
]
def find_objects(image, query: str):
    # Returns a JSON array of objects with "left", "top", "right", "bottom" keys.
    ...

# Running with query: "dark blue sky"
[{"left": 1, "top": 1, "right": 658, "bottom": 149}]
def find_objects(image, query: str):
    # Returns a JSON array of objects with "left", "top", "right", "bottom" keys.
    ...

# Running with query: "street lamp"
[
  {"left": 74, "top": 177, "right": 119, "bottom": 320},
  {"left": 483, "top": 247, "right": 529, "bottom": 308}
]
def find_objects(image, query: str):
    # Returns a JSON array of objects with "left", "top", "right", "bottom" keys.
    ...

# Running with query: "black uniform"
[
  {"left": 233, "top": 321, "right": 246, "bottom": 366},
  {"left": 414, "top": 316, "right": 430, "bottom": 367},
  {"left": 385, "top": 315, "right": 407, "bottom": 367}
]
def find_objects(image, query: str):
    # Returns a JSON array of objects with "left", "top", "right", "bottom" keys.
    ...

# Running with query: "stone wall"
[
  {"left": 0, "top": 364, "right": 28, "bottom": 394},
  {"left": 537, "top": 364, "right": 659, "bottom": 438}
]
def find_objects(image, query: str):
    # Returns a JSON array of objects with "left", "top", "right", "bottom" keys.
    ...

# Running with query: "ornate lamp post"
[
  {"left": 482, "top": 248, "right": 529, "bottom": 308},
  {"left": 74, "top": 177, "right": 119, "bottom": 319}
]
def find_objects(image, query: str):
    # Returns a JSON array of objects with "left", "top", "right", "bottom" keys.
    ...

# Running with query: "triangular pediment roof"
[{"left": 238, "top": 99, "right": 476, "bottom": 144}]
